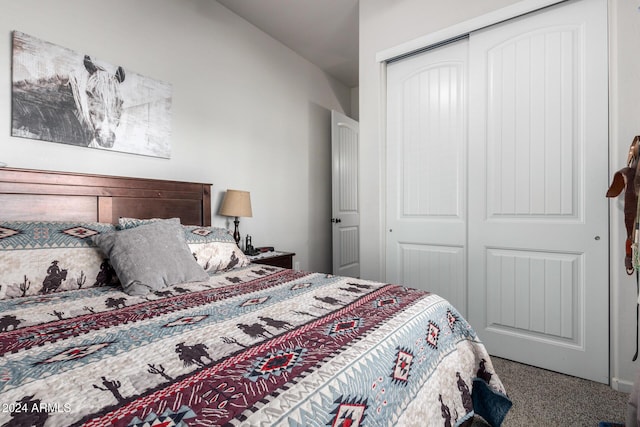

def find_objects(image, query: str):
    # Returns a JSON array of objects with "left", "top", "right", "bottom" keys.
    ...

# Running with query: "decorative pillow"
[
  {"left": 182, "top": 225, "right": 250, "bottom": 272},
  {"left": 0, "top": 221, "right": 119, "bottom": 299},
  {"left": 182, "top": 225, "right": 235, "bottom": 243},
  {"left": 191, "top": 241, "right": 250, "bottom": 272},
  {"left": 118, "top": 217, "right": 249, "bottom": 273},
  {"left": 93, "top": 219, "right": 209, "bottom": 295}
]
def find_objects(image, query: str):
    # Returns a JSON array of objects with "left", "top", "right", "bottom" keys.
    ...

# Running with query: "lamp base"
[{"left": 233, "top": 217, "right": 240, "bottom": 246}]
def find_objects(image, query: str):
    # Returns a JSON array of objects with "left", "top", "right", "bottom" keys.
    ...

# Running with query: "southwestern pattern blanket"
[{"left": 0, "top": 266, "right": 510, "bottom": 426}]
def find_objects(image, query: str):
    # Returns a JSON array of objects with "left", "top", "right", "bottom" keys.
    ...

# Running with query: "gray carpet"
[{"left": 473, "top": 357, "right": 629, "bottom": 426}]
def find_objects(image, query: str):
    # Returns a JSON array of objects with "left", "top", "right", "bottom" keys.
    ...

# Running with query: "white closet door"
[
  {"left": 386, "top": 39, "right": 468, "bottom": 314},
  {"left": 467, "top": 0, "right": 609, "bottom": 383}
]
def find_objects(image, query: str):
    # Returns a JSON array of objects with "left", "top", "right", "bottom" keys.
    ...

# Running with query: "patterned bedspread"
[{"left": 0, "top": 265, "right": 511, "bottom": 427}]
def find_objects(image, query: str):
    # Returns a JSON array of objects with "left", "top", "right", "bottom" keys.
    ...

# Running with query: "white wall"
[
  {"left": 359, "top": 0, "right": 640, "bottom": 389},
  {"left": 350, "top": 86, "right": 359, "bottom": 121},
  {"left": 609, "top": 0, "right": 640, "bottom": 392},
  {"left": 0, "top": 0, "right": 352, "bottom": 274}
]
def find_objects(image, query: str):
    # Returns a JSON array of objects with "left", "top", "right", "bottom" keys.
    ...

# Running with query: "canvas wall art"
[{"left": 11, "top": 31, "right": 172, "bottom": 158}]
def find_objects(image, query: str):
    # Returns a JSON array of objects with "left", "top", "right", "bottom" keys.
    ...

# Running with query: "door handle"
[{"left": 331, "top": 218, "right": 342, "bottom": 223}]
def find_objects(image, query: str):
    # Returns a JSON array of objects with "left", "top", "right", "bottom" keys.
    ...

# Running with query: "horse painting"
[
  {"left": 73, "top": 55, "right": 125, "bottom": 148},
  {"left": 12, "top": 54, "right": 125, "bottom": 149},
  {"left": 11, "top": 31, "right": 172, "bottom": 158}
]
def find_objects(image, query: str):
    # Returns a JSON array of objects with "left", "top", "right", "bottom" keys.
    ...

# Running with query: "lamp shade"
[{"left": 219, "top": 189, "right": 252, "bottom": 217}]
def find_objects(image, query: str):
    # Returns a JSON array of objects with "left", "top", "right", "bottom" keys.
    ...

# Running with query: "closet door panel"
[
  {"left": 467, "top": 0, "right": 608, "bottom": 383},
  {"left": 386, "top": 39, "right": 468, "bottom": 314}
]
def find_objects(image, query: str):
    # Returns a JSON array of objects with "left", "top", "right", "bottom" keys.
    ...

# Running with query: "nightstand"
[{"left": 248, "top": 251, "right": 296, "bottom": 269}]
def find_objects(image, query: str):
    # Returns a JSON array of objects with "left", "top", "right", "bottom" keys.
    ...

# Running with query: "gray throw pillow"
[{"left": 93, "top": 219, "right": 209, "bottom": 295}]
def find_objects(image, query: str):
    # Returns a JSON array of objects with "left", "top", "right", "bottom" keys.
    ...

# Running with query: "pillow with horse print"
[
  {"left": 0, "top": 221, "right": 119, "bottom": 299},
  {"left": 190, "top": 240, "right": 250, "bottom": 273},
  {"left": 182, "top": 225, "right": 250, "bottom": 272}
]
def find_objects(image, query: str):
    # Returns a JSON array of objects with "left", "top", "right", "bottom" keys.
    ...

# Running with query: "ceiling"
[{"left": 216, "top": 0, "right": 359, "bottom": 88}]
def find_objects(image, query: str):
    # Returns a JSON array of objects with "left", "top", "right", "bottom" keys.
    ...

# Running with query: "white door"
[
  {"left": 386, "top": 39, "right": 468, "bottom": 314},
  {"left": 331, "top": 110, "right": 360, "bottom": 278},
  {"left": 467, "top": 0, "right": 609, "bottom": 383}
]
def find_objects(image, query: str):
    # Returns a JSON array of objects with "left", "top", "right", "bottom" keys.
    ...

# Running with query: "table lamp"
[{"left": 218, "top": 189, "right": 252, "bottom": 246}]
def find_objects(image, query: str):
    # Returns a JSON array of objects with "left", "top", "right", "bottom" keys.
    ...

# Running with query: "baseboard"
[{"left": 612, "top": 376, "right": 634, "bottom": 394}]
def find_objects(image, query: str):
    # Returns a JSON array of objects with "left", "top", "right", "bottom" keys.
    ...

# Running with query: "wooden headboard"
[{"left": 0, "top": 168, "right": 212, "bottom": 226}]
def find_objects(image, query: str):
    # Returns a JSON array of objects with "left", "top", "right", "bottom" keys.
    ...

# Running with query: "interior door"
[
  {"left": 467, "top": 0, "right": 609, "bottom": 383},
  {"left": 386, "top": 39, "right": 468, "bottom": 314},
  {"left": 331, "top": 110, "right": 360, "bottom": 278}
]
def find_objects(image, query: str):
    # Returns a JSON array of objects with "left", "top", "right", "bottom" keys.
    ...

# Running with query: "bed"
[{"left": 0, "top": 168, "right": 511, "bottom": 427}]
